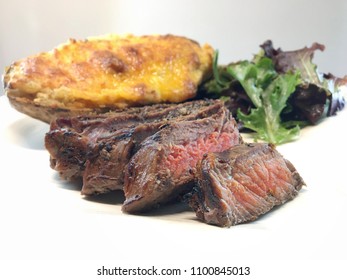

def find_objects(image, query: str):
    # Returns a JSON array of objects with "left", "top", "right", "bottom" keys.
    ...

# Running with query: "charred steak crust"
[
  {"left": 122, "top": 105, "right": 242, "bottom": 213},
  {"left": 188, "top": 143, "right": 305, "bottom": 227},
  {"left": 45, "top": 104, "right": 176, "bottom": 178},
  {"left": 45, "top": 99, "right": 227, "bottom": 194},
  {"left": 45, "top": 99, "right": 306, "bottom": 227},
  {"left": 81, "top": 100, "right": 226, "bottom": 195}
]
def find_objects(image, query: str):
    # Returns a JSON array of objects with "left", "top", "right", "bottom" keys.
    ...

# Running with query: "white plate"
[{"left": 0, "top": 95, "right": 347, "bottom": 262}]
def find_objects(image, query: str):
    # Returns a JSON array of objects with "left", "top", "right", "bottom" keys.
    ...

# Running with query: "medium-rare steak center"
[
  {"left": 122, "top": 105, "right": 241, "bottom": 213},
  {"left": 45, "top": 99, "right": 234, "bottom": 195},
  {"left": 188, "top": 143, "right": 305, "bottom": 227}
]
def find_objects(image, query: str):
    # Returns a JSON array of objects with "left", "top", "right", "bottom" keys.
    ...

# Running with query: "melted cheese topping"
[{"left": 4, "top": 34, "right": 214, "bottom": 109}]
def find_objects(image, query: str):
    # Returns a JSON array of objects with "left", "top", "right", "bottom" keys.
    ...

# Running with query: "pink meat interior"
[{"left": 164, "top": 130, "right": 239, "bottom": 177}]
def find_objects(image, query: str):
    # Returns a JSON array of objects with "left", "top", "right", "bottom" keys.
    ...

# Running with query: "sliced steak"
[
  {"left": 82, "top": 101, "right": 224, "bottom": 195},
  {"left": 45, "top": 104, "right": 172, "bottom": 180},
  {"left": 122, "top": 106, "right": 242, "bottom": 213},
  {"left": 188, "top": 143, "right": 305, "bottom": 227},
  {"left": 45, "top": 99, "right": 225, "bottom": 193},
  {"left": 46, "top": 128, "right": 89, "bottom": 180}
]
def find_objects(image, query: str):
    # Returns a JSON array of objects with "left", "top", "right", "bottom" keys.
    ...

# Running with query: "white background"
[{"left": 1, "top": 0, "right": 347, "bottom": 96}]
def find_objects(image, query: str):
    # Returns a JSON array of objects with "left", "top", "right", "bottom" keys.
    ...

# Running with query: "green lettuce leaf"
[{"left": 226, "top": 58, "right": 301, "bottom": 144}]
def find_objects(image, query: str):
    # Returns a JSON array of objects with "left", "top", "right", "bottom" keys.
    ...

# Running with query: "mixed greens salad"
[{"left": 203, "top": 40, "right": 346, "bottom": 144}]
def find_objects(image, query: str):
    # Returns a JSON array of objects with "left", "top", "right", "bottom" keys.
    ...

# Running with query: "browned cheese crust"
[{"left": 3, "top": 34, "right": 214, "bottom": 123}]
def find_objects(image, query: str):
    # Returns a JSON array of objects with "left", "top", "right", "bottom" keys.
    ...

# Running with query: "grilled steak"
[
  {"left": 45, "top": 107, "right": 164, "bottom": 180},
  {"left": 45, "top": 99, "right": 226, "bottom": 194},
  {"left": 188, "top": 143, "right": 305, "bottom": 227},
  {"left": 122, "top": 105, "right": 242, "bottom": 213},
  {"left": 82, "top": 101, "right": 224, "bottom": 195}
]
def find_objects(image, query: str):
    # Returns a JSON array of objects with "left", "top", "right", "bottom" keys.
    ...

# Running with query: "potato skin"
[
  {"left": 6, "top": 95, "right": 110, "bottom": 123},
  {"left": 3, "top": 34, "right": 214, "bottom": 123}
]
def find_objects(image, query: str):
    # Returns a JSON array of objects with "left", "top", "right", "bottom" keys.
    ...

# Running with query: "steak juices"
[{"left": 45, "top": 99, "right": 304, "bottom": 227}]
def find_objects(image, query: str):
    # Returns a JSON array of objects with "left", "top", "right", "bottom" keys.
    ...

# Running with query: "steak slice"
[
  {"left": 82, "top": 101, "right": 223, "bottom": 195},
  {"left": 45, "top": 104, "right": 173, "bottom": 180},
  {"left": 188, "top": 143, "right": 305, "bottom": 227},
  {"left": 122, "top": 106, "right": 242, "bottom": 213},
  {"left": 45, "top": 99, "right": 224, "bottom": 191}
]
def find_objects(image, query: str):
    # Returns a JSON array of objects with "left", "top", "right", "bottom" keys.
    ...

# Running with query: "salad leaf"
[
  {"left": 202, "top": 52, "right": 254, "bottom": 118},
  {"left": 202, "top": 41, "right": 346, "bottom": 145},
  {"left": 260, "top": 40, "right": 324, "bottom": 84},
  {"left": 261, "top": 40, "right": 346, "bottom": 121},
  {"left": 227, "top": 58, "right": 301, "bottom": 144},
  {"left": 282, "top": 84, "right": 328, "bottom": 124}
]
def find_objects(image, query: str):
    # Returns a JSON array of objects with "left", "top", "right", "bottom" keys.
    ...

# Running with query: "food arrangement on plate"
[{"left": 2, "top": 34, "right": 346, "bottom": 227}]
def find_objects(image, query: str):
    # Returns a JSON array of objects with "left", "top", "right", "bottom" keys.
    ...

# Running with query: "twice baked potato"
[{"left": 3, "top": 34, "right": 214, "bottom": 123}]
